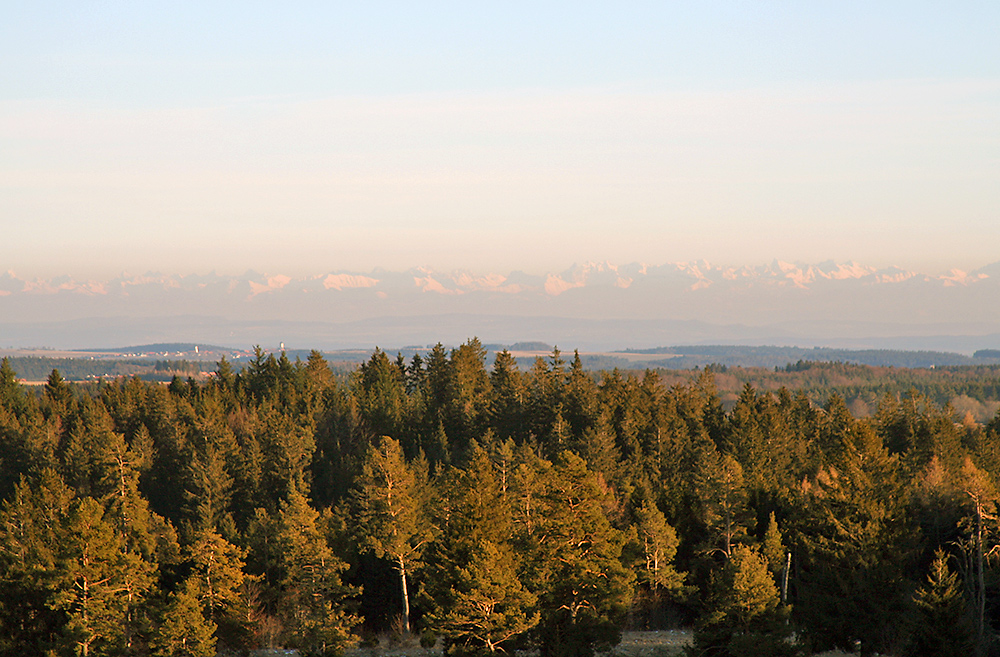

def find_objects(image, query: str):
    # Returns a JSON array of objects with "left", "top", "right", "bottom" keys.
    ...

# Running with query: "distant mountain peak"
[{"left": 1, "top": 260, "right": 997, "bottom": 332}]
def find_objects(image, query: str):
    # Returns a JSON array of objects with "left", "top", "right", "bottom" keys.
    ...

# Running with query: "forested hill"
[
  {"left": 616, "top": 344, "right": 1000, "bottom": 369},
  {"left": 10, "top": 350, "right": 1000, "bottom": 422},
  {"left": 655, "top": 361, "right": 1000, "bottom": 423},
  {"left": 0, "top": 341, "right": 998, "bottom": 656}
]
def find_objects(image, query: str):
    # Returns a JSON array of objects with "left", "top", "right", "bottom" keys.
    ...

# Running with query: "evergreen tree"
[
  {"left": 269, "top": 490, "right": 359, "bottom": 654},
  {"left": 423, "top": 445, "right": 537, "bottom": 653},
  {"left": 180, "top": 409, "right": 238, "bottom": 535},
  {"left": 693, "top": 450, "right": 749, "bottom": 558},
  {"left": 352, "top": 436, "right": 432, "bottom": 633},
  {"left": 793, "top": 421, "right": 913, "bottom": 656},
  {"left": 912, "top": 549, "right": 974, "bottom": 657},
  {"left": 185, "top": 529, "right": 253, "bottom": 647},
  {"left": 633, "top": 502, "right": 685, "bottom": 592},
  {"left": 530, "top": 452, "right": 634, "bottom": 657},
  {"left": 255, "top": 405, "right": 316, "bottom": 508},
  {"left": 448, "top": 338, "right": 493, "bottom": 441},
  {"left": 354, "top": 349, "right": 407, "bottom": 440},
  {"left": 151, "top": 588, "right": 217, "bottom": 657},
  {"left": 760, "top": 512, "right": 786, "bottom": 588},
  {"left": 50, "top": 496, "right": 155, "bottom": 657},
  {"left": 0, "top": 357, "right": 34, "bottom": 420},
  {"left": 214, "top": 356, "right": 236, "bottom": 394},
  {"left": 957, "top": 456, "right": 998, "bottom": 654},
  {"left": 563, "top": 351, "right": 598, "bottom": 440},
  {"left": 689, "top": 544, "right": 795, "bottom": 657},
  {"left": 44, "top": 368, "right": 74, "bottom": 415},
  {"left": 489, "top": 350, "right": 527, "bottom": 443},
  {"left": 0, "top": 469, "right": 74, "bottom": 655}
]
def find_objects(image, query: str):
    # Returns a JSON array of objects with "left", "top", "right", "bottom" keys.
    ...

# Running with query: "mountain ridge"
[
  {"left": 2, "top": 259, "right": 996, "bottom": 304},
  {"left": 2, "top": 261, "right": 999, "bottom": 350}
]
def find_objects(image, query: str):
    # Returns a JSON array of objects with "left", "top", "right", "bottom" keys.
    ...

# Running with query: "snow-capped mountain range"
[{"left": 2, "top": 261, "right": 1000, "bottom": 350}]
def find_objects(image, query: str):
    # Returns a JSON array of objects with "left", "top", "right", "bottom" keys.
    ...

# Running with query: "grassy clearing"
[
  {"left": 336, "top": 630, "right": 693, "bottom": 657},
  {"left": 262, "top": 630, "right": 860, "bottom": 657}
]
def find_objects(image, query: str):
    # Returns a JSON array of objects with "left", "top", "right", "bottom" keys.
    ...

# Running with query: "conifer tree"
[
  {"left": 185, "top": 529, "right": 253, "bottom": 646},
  {"left": 957, "top": 456, "right": 998, "bottom": 654},
  {"left": 151, "top": 588, "right": 217, "bottom": 657},
  {"left": 633, "top": 502, "right": 685, "bottom": 592},
  {"left": 255, "top": 405, "right": 316, "bottom": 507},
  {"left": 270, "top": 490, "right": 359, "bottom": 654},
  {"left": 489, "top": 349, "right": 527, "bottom": 443},
  {"left": 449, "top": 338, "right": 493, "bottom": 440},
  {"left": 354, "top": 349, "right": 407, "bottom": 440},
  {"left": 0, "top": 358, "right": 18, "bottom": 401},
  {"left": 353, "top": 436, "right": 432, "bottom": 633},
  {"left": 0, "top": 469, "right": 74, "bottom": 654},
  {"left": 693, "top": 449, "right": 749, "bottom": 558},
  {"left": 423, "top": 445, "right": 537, "bottom": 652},
  {"left": 912, "top": 549, "right": 974, "bottom": 657},
  {"left": 530, "top": 451, "right": 634, "bottom": 657},
  {"left": 794, "top": 421, "right": 912, "bottom": 656},
  {"left": 180, "top": 409, "right": 238, "bottom": 535},
  {"left": 0, "top": 357, "right": 34, "bottom": 421},
  {"left": 564, "top": 351, "right": 598, "bottom": 439},
  {"left": 689, "top": 544, "right": 794, "bottom": 657},
  {"left": 44, "top": 368, "right": 74, "bottom": 415},
  {"left": 578, "top": 418, "right": 621, "bottom": 485},
  {"left": 760, "top": 512, "right": 785, "bottom": 581},
  {"left": 50, "top": 496, "right": 155, "bottom": 657}
]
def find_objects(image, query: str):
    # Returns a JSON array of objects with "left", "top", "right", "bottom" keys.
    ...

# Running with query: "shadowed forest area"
[{"left": 1, "top": 339, "right": 999, "bottom": 656}]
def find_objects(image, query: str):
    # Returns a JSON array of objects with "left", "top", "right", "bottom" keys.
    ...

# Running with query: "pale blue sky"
[{"left": 2, "top": 2, "right": 998, "bottom": 277}]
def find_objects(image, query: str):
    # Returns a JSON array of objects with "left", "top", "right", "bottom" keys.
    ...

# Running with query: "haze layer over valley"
[{"left": 3, "top": 260, "right": 1000, "bottom": 352}]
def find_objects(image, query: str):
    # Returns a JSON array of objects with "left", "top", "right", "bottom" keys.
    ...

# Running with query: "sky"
[{"left": 2, "top": 2, "right": 998, "bottom": 278}]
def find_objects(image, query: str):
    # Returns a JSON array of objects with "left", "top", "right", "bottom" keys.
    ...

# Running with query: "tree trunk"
[
  {"left": 781, "top": 551, "right": 791, "bottom": 606},
  {"left": 976, "top": 503, "right": 985, "bottom": 655},
  {"left": 398, "top": 556, "right": 410, "bottom": 633}
]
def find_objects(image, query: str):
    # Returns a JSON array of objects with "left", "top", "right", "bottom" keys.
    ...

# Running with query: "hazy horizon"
[
  {"left": 5, "top": 255, "right": 1000, "bottom": 283},
  {"left": 4, "top": 258, "right": 1000, "bottom": 353},
  {"left": 3, "top": 3, "right": 998, "bottom": 281}
]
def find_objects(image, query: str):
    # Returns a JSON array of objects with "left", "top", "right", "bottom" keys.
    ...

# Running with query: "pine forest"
[{"left": 1, "top": 339, "right": 999, "bottom": 657}]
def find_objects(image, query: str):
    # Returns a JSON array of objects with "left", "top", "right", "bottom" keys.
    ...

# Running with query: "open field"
[
  {"left": 335, "top": 630, "right": 693, "bottom": 657},
  {"left": 256, "top": 631, "right": 859, "bottom": 657}
]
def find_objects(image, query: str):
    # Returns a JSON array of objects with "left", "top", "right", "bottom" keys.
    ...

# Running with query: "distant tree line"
[
  {"left": 6, "top": 358, "right": 204, "bottom": 383},
  {"left": 1, "top": 341, "right": 1000, "bottom": 656},
  {"left": 621, "top": 345, "right": 1000, "bottom": 369}
]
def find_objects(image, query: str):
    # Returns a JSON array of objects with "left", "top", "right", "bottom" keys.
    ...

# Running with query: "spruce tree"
[
  {"left": 633, "top": 502, "right": 685, "bottom": 592},
  {"left": 353, "top": 436, "right": 432, "bottom": 633},
  {"left": 0, "top": 469, "right": 74, "bottom": 654},
  {"left": 185, "top": 529, "right": 253, "bottom": 647},
  {"left": 793, "top": 421, "right": 912, "bottom": 656},
  {"left": 530, "top": 451, "right": 634, "bottom": 657},
  {"left": 50, "top": 496, "right": 155, "bottom": 657},
  {"left": 912, "top": 549, "right": 974, "bottom": 657},
  {"left": 151, "top": 588, "right": 217, "bottom": 657},
  {"left": 271, "top": 489, "right": 359, "bottom": 654},
  {"left": 423, "top": 445, "right": 537, "bottom": 652},
  {"left": 689, "top": 544, "right": 795, "bottom": 657},
  {"left": 489, "top": 350, "right": 527, "bottom": 443}
]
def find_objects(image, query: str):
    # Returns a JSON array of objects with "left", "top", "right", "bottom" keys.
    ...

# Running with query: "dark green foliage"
[
  {"left": 353, "top": 436, "right": 432, "bottom": 633},
  {"left": 912, "top": 549, "right": 975, "bottom": 657},
  {"left": 689, "top": 545, "right": 796, "bottom": 657},
  {"left": 489, "top": 349, "right": 528, "bottom": 442},
  {"left": 4, "top": 342, "right": 1000, "bottom": 654},
  {"left": 793, "top": 419, "right": 915, "bottom": 655},
  {"left": 422, "top": 445, "right": 537, "bottom": 653},
  {"left": 151, "top": 588, "right": 217, "bottom": 657},
  {"left": 530, "top": 452, "right": 635, "bottom": 657},
  {"left": 248, "top": 490, "right": 360, "bottom": 654}
]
